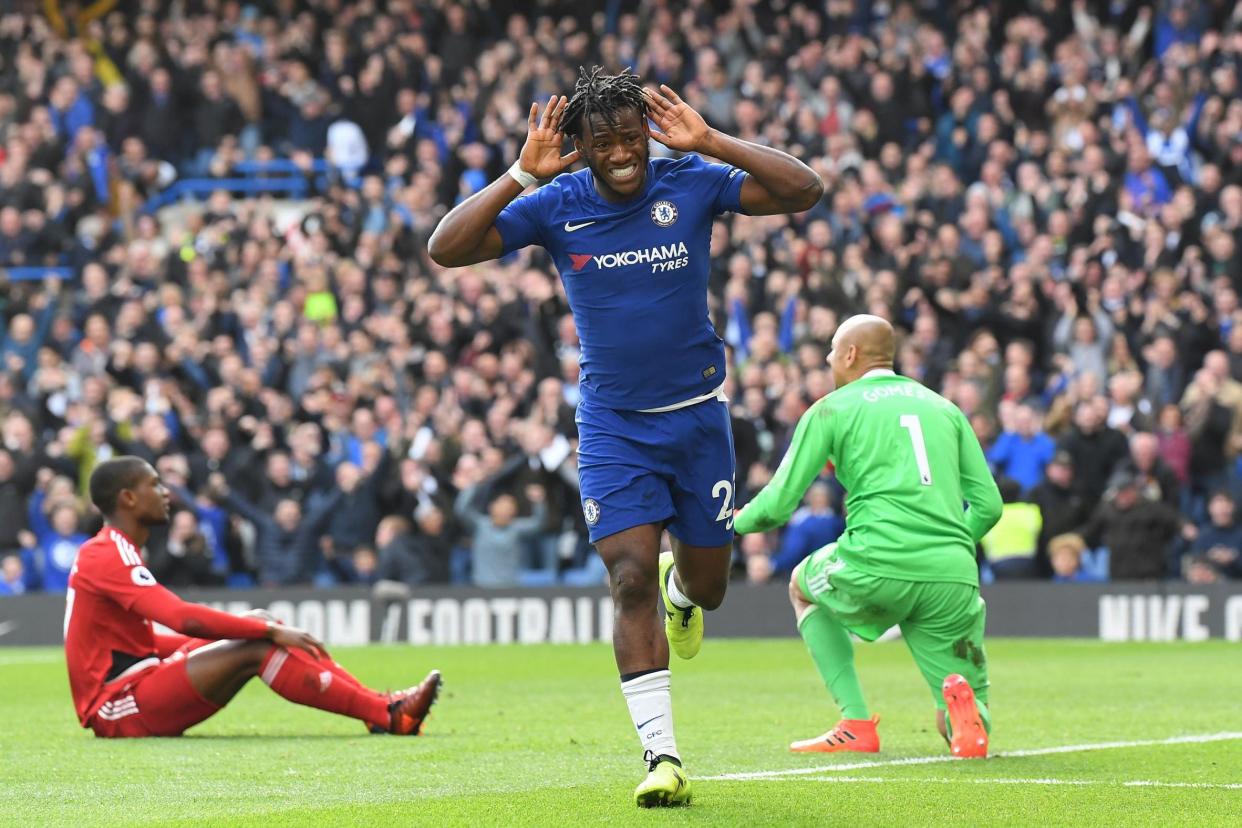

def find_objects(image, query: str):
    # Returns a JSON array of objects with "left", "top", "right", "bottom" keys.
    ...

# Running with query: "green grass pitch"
[{"left": 2, "top": 639, "right": 1240, "bottom": 826}]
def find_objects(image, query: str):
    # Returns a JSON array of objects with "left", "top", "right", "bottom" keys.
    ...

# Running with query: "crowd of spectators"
[{"left": 3, "top": 0, "right": 1242, "bottom": 597}]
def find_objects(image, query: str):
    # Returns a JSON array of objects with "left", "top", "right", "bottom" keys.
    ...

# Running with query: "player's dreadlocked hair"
[{"left": 562, "top": 66, "right": 647, "bottom": 138}]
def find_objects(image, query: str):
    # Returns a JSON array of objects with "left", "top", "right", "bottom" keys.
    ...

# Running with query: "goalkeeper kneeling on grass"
[{"left": 734, "top": 315, "right": 1002, "bottom": 758}]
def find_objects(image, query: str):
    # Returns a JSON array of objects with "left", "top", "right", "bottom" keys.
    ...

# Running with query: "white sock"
[
  {"left": 621, "top": 669, "right": 679, "bottom": 763},
  {"left": 665, "top": 567, "right": 694, "bottom": 610}
]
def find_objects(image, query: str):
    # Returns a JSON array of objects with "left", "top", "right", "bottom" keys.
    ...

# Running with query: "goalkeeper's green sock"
[
  {"left": 946, "top": 698, "right": 992, "bottom": 737},
  {"left": 797, "top": 605, "right": 869, "bottom": 720},
  {"left": 977, "top": 699, "right": 992, "bottom": 733}
]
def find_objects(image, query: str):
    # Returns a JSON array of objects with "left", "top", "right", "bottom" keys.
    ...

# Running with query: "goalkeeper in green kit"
[{"left": 734, "top": 315, "right": 1001, "bottom": 758}]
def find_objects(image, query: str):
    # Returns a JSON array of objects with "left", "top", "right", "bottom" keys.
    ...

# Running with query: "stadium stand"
[{"left": 1, "top": 0, "right": 1242, "bottom": 596}]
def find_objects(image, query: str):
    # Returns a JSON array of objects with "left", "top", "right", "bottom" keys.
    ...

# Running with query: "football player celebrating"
[
  {"left": 430, "top": 66, "right": 822, "bottom": 806},
  {"left": 65, "top": 456, "right": 441, "bottom": 738}
]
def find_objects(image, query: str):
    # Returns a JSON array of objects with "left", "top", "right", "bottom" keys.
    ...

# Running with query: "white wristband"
[{"left": 508, "top": 161, "right": 538, "bottom": 189}]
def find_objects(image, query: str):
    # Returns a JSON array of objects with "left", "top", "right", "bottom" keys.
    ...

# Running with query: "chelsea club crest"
[{"left": 650, "top": 200, "right": 678, "bottom": 227}]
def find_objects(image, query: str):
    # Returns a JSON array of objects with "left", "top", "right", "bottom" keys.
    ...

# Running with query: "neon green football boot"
[
  {"left": 659, "top": 551, "right": 702, "bottom": 659},
  {"left": 634, "top": 753, "right": 691, "bottom": 808}
]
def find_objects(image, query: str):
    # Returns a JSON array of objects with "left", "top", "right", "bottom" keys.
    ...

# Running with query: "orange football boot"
[
  {"left": 789, "top": 715, "right": 880, "bottom": 753},
  {"left": 942, "top": 674, "right": 988, "bottom": 758},
  {"left": 387, "top": 669, "right": 442, "bottom": 735}
]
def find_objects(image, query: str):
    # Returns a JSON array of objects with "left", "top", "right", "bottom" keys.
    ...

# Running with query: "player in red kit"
[{"left": 65, "top": 456, "right": 441, "bottom": 737}]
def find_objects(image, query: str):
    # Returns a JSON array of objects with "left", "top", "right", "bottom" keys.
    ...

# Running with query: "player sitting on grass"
[
  {"left": 64, "top": 456, "right": 441, "bottom": 738},
  {"left": 734, "top": 315, "right": 1002, "bottom": 759}
]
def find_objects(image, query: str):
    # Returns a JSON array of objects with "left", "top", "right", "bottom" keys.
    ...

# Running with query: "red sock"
[
  {"left": 259, "top": 647, "right": 390, "bottom": 730},
  {"left": 322, "top": 658, "right": 363, "bottom": 689},
  {"left": 263, "top": 644, "right": 363, "bottom": 689}
]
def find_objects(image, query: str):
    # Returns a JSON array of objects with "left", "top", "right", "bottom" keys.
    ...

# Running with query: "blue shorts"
[{"left": 576, "top": 396, "right": 736, "bottom": 547}]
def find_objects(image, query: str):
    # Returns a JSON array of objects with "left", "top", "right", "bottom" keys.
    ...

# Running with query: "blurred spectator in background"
[
  {"left": 323, "top": 457, "right": 389, "bottom": 564},
  {"left": 1113, "top": 431, "right": 1181, "bottom": 508},
  {"left": 211, "top": 474, "right": 342, "bottom": 587},
  {"left": 454, "top": 478, "right": 547, "bottom": 588},
  {"left": 488, "top": 420, "right": 580, "bottom": 582},
  {"left": 766, "top": 482, "right": 844, "bottom": 576},
  {"left": 0, "top": 449, "right": 37, "bottom": 559},
  {"left": 1047, "top": 533, "right": 1105, "bottom": 584},
  {"left": 1155, "top": 404, "right": 1192, "bottom": 488},
  {"left": 148, "top": 508, "right": 225, "bottom": 588},
  {"left": 0, "top": 554, "right": 26, "bottom": 596},
  {"left": 26, "top": 474, "right": 89, "bottom": 592},
  {"left": 374, "top": 513, "right": 451, "bottom": 587},
  {"left": 1184, "top": 490, "right": 1242, "bottom": 580},
  {"left": 740, "top": 532, "right": 775, "bottom": 585},
  {"left": 982, "top": 478, "right": 1043, "bottom": 580},
  {"left": 987, "top": 404, "right": 1056, "bottom": 495},
  {"left": 1028, "top": 451, "right": 1092, "bottom": 578},
  {"left": 1080, "top": 471, "right": 1182, "bottom": 581},
  {"left": 1058, "top": 401, "right": 1129, "bottom": 509},
  {"left": 1183, "top": 368, "right": 1235, "bottom": 514}
]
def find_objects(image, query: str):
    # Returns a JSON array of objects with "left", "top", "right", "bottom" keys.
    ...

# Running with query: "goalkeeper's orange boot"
[
  {"left": 387, "top": 669, "right": 442, "bottom": 735},
  {"left": 942, "top": 674, "right": 988, "bottom": 758},
  {"left": 789, "top": 715, "right": 880, "bottom": 753}
]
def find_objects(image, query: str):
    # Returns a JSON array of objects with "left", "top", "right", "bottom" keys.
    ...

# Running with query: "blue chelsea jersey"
[{"left": 494, "top": 153, "right": 748, "bottom": 411}]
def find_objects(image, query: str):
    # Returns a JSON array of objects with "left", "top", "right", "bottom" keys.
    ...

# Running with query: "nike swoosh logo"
[
  {"left": 0, "top": 621, "right": 15, "bottom": 638},
  {"left": 636, "top": 714, "right": 663, "bottom": 730},
  {"left": 564, "top": 221, "right": 596, "bottom": 232}
]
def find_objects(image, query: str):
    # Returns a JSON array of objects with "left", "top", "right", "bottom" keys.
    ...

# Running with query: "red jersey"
[{"left": 65, "top": 526, "right": 269, "bottom": 727}]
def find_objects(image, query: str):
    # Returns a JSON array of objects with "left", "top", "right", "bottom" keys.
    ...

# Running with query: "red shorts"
[{"left": 89, "top": 647, "right": 221, "bottom": 738}]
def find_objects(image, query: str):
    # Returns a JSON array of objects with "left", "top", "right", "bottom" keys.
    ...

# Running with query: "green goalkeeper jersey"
[{"left": 734, "top": 371, "right": 1002, "bottom": 586}]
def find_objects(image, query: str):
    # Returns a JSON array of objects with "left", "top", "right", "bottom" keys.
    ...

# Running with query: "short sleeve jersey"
[
  {"left": 494, "top": 154, "right": 747, "bottom": 410},
  {"left": 64, "top": 527, "right": 165, "bottom": 724}
]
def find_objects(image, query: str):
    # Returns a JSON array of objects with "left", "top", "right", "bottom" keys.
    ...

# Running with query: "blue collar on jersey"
[{"left": 585, "top": 160, "right": 656, "bottom": 207}]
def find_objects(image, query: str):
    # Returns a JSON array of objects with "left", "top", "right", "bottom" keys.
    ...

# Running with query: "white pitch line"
[
  {"left": 746, "top": 776, "right": 1242, "bottom": 790},
  {"left": 0, "top": 651, "right": 63, "bottom": 667},
  {"left": 703, "top": 731, "right": 1242, "bottom": 781},
  {"left": 759, "top": 776, "right": 1092, "bottom": 786},
  {"left": 1123, "top": 780, "right": 1242, "bottom": 790}
]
